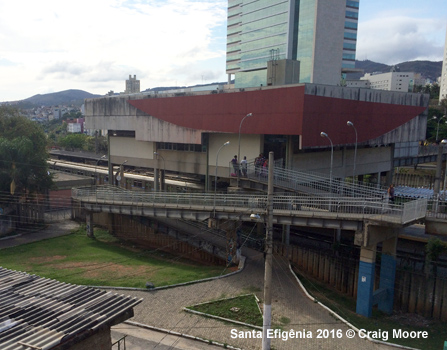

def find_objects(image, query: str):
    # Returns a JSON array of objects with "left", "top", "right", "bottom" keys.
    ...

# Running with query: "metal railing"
[
  {"left": 232, "top": 159, "right": 386, "bottom": 199},
  {"left": 72, "top": 186, "right": 428, "bottom": 225}
]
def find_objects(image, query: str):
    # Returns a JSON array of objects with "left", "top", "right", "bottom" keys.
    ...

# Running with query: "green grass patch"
[
  {"left": 0, "top": 227, "right": 228, "bottom": 288},
  {"left": 293, "top": 267, "right": 447, "bottom": 350},
  {"left": 187, "top": 294, "right": 263, "bottom": 327}
]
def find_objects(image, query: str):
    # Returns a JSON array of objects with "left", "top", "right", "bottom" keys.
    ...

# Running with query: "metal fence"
[
  {"left": 72, "top": 186, "right": 428, "bottom": 225},
  {"left": 232, "top": 159, "right": 387, "bottom": 199}
]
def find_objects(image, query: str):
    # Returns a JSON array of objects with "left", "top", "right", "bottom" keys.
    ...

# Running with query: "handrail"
[
  {"left": 233, "top": 159, "right": 386, "bottom": 199},
  {"left": 72, "top": 186, "right": 428, "bottom": 225}
]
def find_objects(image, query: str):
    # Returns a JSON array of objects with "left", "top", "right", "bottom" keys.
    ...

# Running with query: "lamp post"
[
  {"left": 237, "top": 113, "right": 253, "bottom": 187},
  {"left": 214, "top": 141, "right": 230, "bottom": 218},
  {"left": 442, "top": 139, "right": 447, "bottom": 197},
  {"left": 434, "top": 115, "right": 446, "bottom": 141},
  {"left": 347, "top": 121, "right": 357, "bottom": 188},
  {"left": 94, "top": 154, "right": 106, "bottom": 186},
  {"left": 320, "top": 132, "right": 334, "bottom": 193},
  {"left": 154, "top": 152, "right": 165, "bottom": 191},
  {"left": 116, "top": 160, "right": 127, "bottom": 187}
]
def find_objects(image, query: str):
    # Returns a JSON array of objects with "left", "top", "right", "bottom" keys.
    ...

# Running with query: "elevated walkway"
[
  {"left": 229, "top": 159, "right": 386, "bottom": 199},
  {"left": 72, "top": 186, "right": 427, "bottom": 230}
]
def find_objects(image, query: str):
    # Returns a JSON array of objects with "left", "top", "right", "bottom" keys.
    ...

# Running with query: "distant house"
[
  {"left": 66, "top": 118, "right": 85, "bottom": 133},
  {"left": 0, "top": 267, "right": 142, "bottom": 350}
]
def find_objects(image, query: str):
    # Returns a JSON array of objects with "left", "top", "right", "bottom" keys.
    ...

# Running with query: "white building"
[
  {"left": 440, "top": 26, "right": 447, "bottom": 102},
  {"left": 67, "top": 123, "right": 82, "bottom": 133},
  {"left": 360, "top": 72, "right": 414, "bottom": 92}
]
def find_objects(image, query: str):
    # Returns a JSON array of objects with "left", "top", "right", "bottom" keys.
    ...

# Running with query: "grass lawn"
[
  {"left": 293, "top": 268, "right": 447, "bottom": 350},
  {"left": 186, "top": 294, "right": 264, "bottom": 327},
  {"left": 0, "top": 227, "right": 230, "bottom": 288}
]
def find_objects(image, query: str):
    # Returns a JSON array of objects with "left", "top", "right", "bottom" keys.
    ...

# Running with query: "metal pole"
[
  {"left": 262, "top": 151, "right": 274, "bottom": 350},
  {"left": 154, "top": 152, "right": 165, "bottom": 191},
  {"left": 214, "top": 141, "right": 230, "bottom": 217},
  {"left": 94, "top": 155, "right": 106, "bottom": 186},
  {"left": 237, "top": 113, "right": 253, "bottom": 188},
  {"left": 347, "top": 121, "right": 357, "bottom": 187},
  {"left": 442, "top": 140, "right": 447, "bottom": 197},
  {"left": 436, "top": 116, "right": 446, "bottom": 141}
]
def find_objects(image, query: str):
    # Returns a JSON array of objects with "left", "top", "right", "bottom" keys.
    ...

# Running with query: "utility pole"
[{"left": 262, "top": 151, "right": 274, "bottom": 350}]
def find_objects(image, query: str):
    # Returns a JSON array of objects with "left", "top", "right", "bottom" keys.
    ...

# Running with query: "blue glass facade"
[{"left": 227, "top": 0, "right": 359, "bottom": 87}]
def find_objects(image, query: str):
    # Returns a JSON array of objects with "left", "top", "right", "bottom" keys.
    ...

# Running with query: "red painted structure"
[{"left": 128, "top": 86, "right": 427, "bottom": 148}]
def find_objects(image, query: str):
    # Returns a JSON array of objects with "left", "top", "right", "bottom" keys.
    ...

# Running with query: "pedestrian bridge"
[{"left": 72, "top": 186, "right": 427, "bottom": 231}]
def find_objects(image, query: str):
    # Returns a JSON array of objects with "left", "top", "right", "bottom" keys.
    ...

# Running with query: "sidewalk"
[{"left": 0, "top": 220, "right": 80, "bottom": 249}]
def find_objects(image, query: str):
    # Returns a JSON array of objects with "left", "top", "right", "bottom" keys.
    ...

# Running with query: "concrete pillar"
[
  {"left": 220, "top": 220, "right": 238, "bottom": 265},
  {"left": 385, "top": 170, "right": 393, "bottom": 187},
  {"left": 154, "top": 165, "right": 159, "bottom": 192},
  {"left": 120, "top": 164, "right": 125, "bottom": 188},
  {"left": 378, "top": 236, "right": 397, "bottom": 314},
  {"left": 356, "top": 244, "right": 376, "bottom": 317},
  {"left": 86, "top": 211, "right": 94, "bottom": 238}
]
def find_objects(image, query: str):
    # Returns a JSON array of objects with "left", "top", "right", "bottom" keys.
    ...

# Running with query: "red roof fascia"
[
  {"left": 301, "top": 95, "right": 427, "bottom": 147},
  {"left": 128, "top": 86, "right": 306, "bottom": 135},
  {"left": 128, "top": 86, "right": 426, "bottom": 147}
]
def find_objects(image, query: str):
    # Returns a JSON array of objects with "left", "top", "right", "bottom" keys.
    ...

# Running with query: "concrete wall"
[
  {"left": 313, "top": 0, "right": 346, "bottom": 86},
  {"left": 292, "top": 146, "right": 392, "bottom": 178}
]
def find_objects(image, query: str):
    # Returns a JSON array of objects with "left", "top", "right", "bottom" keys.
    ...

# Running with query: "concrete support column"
[
  {"left": 86, "top": 211, "right": 94, "bottom": 238},
  {"left": 356, "top": 244, "right": 376, "bottom": 317},
  {"left": 377, "top": 172, "right": 382, "bottom": 188},
  {"left": 385, "top": 170, "right": 393, "bottom": 188},
  {"left": 154, "top": 165, "right": 159, "bottom": 192},
  {"left": 378, "top": 236, "right": 397, "bottom": 314},
  {"left": 220, "top": 220, "right": 238, "bottom": 265}
]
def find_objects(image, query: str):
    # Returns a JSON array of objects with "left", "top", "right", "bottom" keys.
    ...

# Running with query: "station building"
[{"left": 84, "top": 83, "right": 429, "bottom": 191}]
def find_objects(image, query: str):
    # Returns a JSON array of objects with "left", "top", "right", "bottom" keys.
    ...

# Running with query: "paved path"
[
  {"left": 117, "top": 245, "right": 395, "bottom": 349},
  {"left": 0, "top": 220, "right": 404, "bottom": 349},
  {"left": 0, "top": 220, "right": 80, "bottom": 249}
]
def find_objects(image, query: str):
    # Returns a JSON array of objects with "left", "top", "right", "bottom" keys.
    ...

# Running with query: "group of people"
[
  {"left": 232, "top": 153, "right": 268, "bottom": 177},
  {"left": 231, "top": 155, "right": 247, "bottom": 176},
  {"left": 231, "top": 153, "right": 269, "bottom": 177}
]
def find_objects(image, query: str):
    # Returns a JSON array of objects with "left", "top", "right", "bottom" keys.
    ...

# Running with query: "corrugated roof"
[{"left": 0, "top": 267, "right": 143, "bottom": 350}]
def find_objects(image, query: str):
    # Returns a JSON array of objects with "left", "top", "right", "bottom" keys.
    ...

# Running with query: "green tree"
[
  {"left": 0, "top": 106, "right": 53, "bottom": 197},
  {"left": 59, "top": 133, "right": 88, "bottom": 151}
]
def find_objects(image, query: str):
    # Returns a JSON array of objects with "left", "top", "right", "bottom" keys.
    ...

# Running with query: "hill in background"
[
  {"left": 347, "top": 60, "right": 442, "bottom": 82},
  {"left": 4, "top": 59, "right": 443, "bottom": 107},
  {"left": 16, "top": 89, "right": 102, "bottom": 108}
]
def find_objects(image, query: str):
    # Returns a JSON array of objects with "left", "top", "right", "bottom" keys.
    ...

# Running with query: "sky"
[{"left": 0, "top": 0, "right": 446, "bottom": 102}]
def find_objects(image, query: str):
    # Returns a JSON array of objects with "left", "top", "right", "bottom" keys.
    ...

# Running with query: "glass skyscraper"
[{"left": 226, "top": 0, "right": 359, "bottom": 88}]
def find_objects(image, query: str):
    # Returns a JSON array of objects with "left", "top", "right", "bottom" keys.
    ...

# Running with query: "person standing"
[
  {"left": 231, "top": 155, "right": 239, "bottom": 176},
  {"left": 241, "top": 156, "right": 248, "bottom": 177},
  {"left": 388, "top": 184, "right": 395, "bottom": 203}
]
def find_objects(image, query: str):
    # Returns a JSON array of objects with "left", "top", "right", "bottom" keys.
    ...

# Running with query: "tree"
[
  {"left": 0, "top": 106, "right": 53, "bottom": 198},
  {"left": 59, "top": 133, "right": 88, "bottom": 151}
]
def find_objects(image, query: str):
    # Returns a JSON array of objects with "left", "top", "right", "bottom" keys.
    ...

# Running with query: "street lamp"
[
  {"left": 442, "top": 139, "right": 447, "bottom": 196},
  {"left": 347, "top": 121, "right": 357, "bottom": 188},
  {"left": 154, "top": 152, "right": 165, "bottom": 191},
  {"left": 433, "top": 115, "right": 447, "bottom": 141},
  {"left": 320, "top": 132, "right": 334, "bottom": 194},
  {"left": 214, "top": 141, "right": 230, "bottom": 217},
  {"left": 94, "top": 154, "right": 106, "bottom": 186},
  {"left": 237, "top": 113, "right": 253, "bottom": 187},
  {"left": 116, "top": 160, "right": 127, "bottom": 187}
]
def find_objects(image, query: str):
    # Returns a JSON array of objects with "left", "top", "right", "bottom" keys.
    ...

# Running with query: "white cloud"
[
  {"left": 357, "top": 16, "right": 445, "bottom": 64},
  {"left": 0, "top": 0, "right": 227, "bottom": 101}
]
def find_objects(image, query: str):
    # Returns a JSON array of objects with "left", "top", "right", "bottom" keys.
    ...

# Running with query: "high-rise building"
[
  {"left": 440, "top": 26, "right": 447, "bottom": 103},
  {"left": 125, "top": 75, "right": 140, "bottom": 94},
  {"left": 226, "top": 0, "right": 359, "bottom": 88}
]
